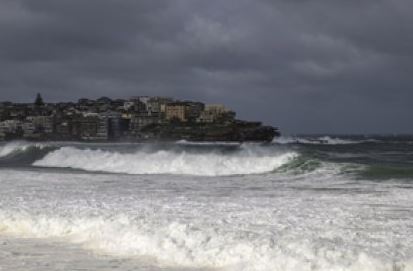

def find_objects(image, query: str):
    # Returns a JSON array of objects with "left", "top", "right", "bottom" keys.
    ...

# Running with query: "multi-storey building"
[
  {"left": 26, "top": 116, "right": 53, "bottom": 134},
  {"left": 165, "top": 102, "right": 190, "bottom": 122},
  {"left": 197, "top": 104, "right": 235, "bottom": 123}
]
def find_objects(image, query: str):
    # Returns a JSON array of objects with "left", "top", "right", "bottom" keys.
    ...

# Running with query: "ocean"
[{"left": 0, "top": 136, "right": 412, "bottom": 271}]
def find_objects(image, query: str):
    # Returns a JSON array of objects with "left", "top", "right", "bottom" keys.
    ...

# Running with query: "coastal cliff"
[{"left": 140, "top": 121, "right": 279, "bottom": 142}]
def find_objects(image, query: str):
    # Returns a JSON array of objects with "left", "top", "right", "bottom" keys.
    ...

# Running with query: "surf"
[
  {"left": 274, "top": 136, "right": 377, "bottom": 145},
  {"left": 0, "top": 209, "right": 411, "bottom": 271},
  {"left": 0, "top": 141, "right": 48, "bottom": 158},
  {"left": 32, "top": 145, "right": 298, "bottom": 176}
]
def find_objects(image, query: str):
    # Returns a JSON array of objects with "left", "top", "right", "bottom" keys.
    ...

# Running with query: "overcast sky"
[{"left": 0, "top": 0, "right": 412, "bottom": 134}]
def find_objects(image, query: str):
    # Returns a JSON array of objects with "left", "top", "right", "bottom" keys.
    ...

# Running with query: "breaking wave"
[
  {"left": 275, "top": 136, "right": 376, "bottom": 145},
  {"left": 176, "top": 139, "right": 242, "bottom": 146},
  {"left": 33, "top": 146, "right": 298, "bottom": 176},
  {"left": 0, "top": 141, "right": 48, "bottom": 158},
  {"left": 0, "top": 211, "right": 411, "bottom": 271}
]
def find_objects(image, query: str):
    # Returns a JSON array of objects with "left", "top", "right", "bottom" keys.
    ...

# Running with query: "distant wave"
[
  {"left": 0, "top": 141, "right": 48, "bottom": 158},
  {"left": 274, "top": 136, "right": 377, "bottom": 145},
  {"left": 176, "top": 139, "right": 241, "bottom": 146},
  {"left": 33, "top": 146, "right": 298, "bottom": 176}
]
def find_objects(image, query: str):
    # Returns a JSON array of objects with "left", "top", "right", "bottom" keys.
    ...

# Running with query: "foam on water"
[
  {"left": 1, "top": 211, "right": 412, "bottom": 271},
  {"left": 33, "top": 146, "right": 297, "bottom": 176},
  {"left": 0, "top": 167, "right": 412, "bottom": 271}
]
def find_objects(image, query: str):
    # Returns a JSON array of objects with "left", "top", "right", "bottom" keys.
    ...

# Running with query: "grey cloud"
[{"left": 0, "top": 0, "right": 412, "bottom": 133}]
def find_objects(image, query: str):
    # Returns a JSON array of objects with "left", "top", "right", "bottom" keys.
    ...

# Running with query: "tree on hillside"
[{"left": 35, "top": 93, "right": 44, "bottom": 107}]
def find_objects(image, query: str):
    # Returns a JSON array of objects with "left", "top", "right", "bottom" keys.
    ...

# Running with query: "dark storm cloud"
[{"left": 0, "top": 0, "right": 412, "bottom": 133}]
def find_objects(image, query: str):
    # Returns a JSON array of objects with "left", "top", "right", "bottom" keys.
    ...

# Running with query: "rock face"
[{"left": 141, "top": 121, "right": 280, "bottom": 142}]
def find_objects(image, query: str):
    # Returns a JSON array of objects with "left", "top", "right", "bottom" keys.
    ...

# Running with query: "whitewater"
[{"left": 0, "top": 136, "right": 412, "bottom": 271}]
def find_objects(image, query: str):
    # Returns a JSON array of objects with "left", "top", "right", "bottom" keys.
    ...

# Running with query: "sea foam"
[{"left": 0, "top": 211, "right": 411, "bottom": 271}]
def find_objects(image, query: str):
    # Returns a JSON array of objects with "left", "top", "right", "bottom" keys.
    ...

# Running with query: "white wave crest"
[
  {"left": 275, "top": 136, "right": 370, "bottom": 145},
  {"left": 0, "top": 141, "right": 46, "bottom": 158},
  {"left": 33, "top": 147, "right": 297, "bottom": 176},
  {"left": 176, "top": 139, "right": 241, "bottom": 146},
  {"left": 0, "top": 212, "right": 410, "bottom": 271},
  {"left": 318, "top": 136, "right": 359, "bottom": 145}
]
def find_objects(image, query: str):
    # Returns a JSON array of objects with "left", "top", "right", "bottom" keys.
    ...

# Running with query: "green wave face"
[
  {"left": 359, "top": 165, "right": 413, "bottom": 180},
  {"left": 275, "top": 155, "right": 323, "bottom": 174}
]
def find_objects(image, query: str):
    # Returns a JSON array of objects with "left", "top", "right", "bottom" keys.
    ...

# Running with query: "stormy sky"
[{"left": 0, "top": 0, "right": 412, "bottom": 134}]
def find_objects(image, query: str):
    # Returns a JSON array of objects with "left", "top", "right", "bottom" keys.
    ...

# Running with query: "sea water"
[{"left": 0, "top": 136, "right": 412, "bottom": 271}]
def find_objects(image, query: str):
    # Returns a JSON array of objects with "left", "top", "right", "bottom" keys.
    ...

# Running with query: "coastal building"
[
  {"left": 134, "top": 96, "right": 150, "bottom": 105},
  {"left": 74, "top": 114, "right": 109, "bottom": 141},
  {"left": 0, "top": 120, "right": 23, "bottom": 139},
  {"left": 165, "top": 101, "right": 204, "bottom": 122},
  {"left": 54, "top": 119, "right": 73, "bottom": 139},
  {"left": 77, "top": 98, "right": 95, "bottom": 111},
  {"left": 7, "top": 106, "right": 29, "bottom": 120},
  {"left": 147, "top": 97, "right": 174, "bottom": 116},
  {"left": 197, "top": 111, "right": 214, "bottom": 123},
  {"left": 26, "top": 116, "right": 53, "bottom": 134},
  {"left": 123, "top": 101, "right": 135, "bottom": 111},
  {"left": 112, "top": 99, "right": 126, "bottom": 108},
  {"left": 0, "top": 94, "right": 278, "bottom": 142},
  {"left": 21, "top": 121, "right": 36, "bottom": 139},
  {"left": 197, "top": 104, "right": 235, "bottom": 123},
  {"left": 0, "top": 120, "right": 21, "bottom": 133},
  {"left": 165, "top": 102, "right": 190, "bottom": 122},
  {"left": 99, "top": 111, "right": 127, "bottom": 140},
  {"left": 0, "top": 106, "right": 7, "bottom": 121},
  {"left": 130, "top": 114, "right": 161, "bottom": 132},
  {"left": 0, "top": 127, "right": 4, "bottom": 140},
  {"left": 185, "top": 101, "right": 205, "bottom": 121},
  {"left": 79, "top": 116, "right": 103, "bottom": 141},
  {"left": 205, "top": 104, "right": 229, "bottom": 115},
  {"left": 129, "top": 97, "right": 148, "bottom": 113}
]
